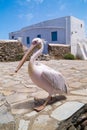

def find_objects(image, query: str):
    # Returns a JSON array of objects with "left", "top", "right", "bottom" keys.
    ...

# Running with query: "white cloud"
[
  {"left": 59, "top": 3, "right": 66, "bottom": 11},
  {"left": 17, "top": 0, "right": 44, "bottom": 5},
  {"left": 16, "top": 0, "right": 26, "bottom": 6},
  {"left": 81, "top": 0, "right": 87, "bottom": 3},
  {"left": 26, "top": 0, "right": 31, "bottom": 2},
  {"left": 18, "top": 13, "right": 34, "bottom": 21},
  {"left": 18, "top": 14, "right": 23, "bottom": 18},
  {"left": 25, "top": 13, "right": 34, "bottom": 20},
  {"left": 16, "top": 0, "right": 32, "bottom": 6},
  {"left": 34, "top": 0, "right": 44, "bottom": 3}
]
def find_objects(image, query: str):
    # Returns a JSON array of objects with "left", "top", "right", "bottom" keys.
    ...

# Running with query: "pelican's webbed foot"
[
  {"left": 34, "top": 105, "right": 45, "bottom": 112},
  {"left": 34, "top": 96, "right": 52, "bottom": 112}
]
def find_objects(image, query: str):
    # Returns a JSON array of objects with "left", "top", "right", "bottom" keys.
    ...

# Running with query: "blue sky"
[{"left": 0, "top": 0, "right": 87, "bottom": 39}]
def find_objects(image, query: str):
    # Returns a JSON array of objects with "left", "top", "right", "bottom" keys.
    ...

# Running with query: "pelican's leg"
[
  {"left": 34, "top": 97, "right": 43, "bottom": 102},
  {"left": 34, "top": 96, "right": 47, "bottom": 104},
  {"left": 34, "top": 96, "right": 52, "bottom": 112}
]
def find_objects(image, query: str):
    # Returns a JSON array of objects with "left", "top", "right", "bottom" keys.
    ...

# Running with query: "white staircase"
[{"left": 77, "top": 40, "right": 87, "bottom": 60}]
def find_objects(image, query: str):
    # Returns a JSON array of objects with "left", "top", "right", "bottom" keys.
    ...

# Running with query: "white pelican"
[{"left": 15, "top": 38, "right": 68, "bottom": 111}]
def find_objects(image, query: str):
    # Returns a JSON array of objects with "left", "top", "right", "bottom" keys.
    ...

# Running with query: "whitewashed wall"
[
  {"left": 9, "top": 16, "right": 69, "bottom": 46},
  {"left": 70, "top": 16, "right": 85, "bottom": 55},
  {"left": 9, "top": 16, "right": 86, "bottom": 56}
]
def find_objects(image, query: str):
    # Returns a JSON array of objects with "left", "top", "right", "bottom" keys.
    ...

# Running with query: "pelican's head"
[
  {"left": 15, "top": 38, "right": 44, "bottom": 72},
  {"left": 31, "top": 38, "right": 44, "bottom": 49},
  {"left": 32, "top": 37, "right": 42, "bottom": 44}
]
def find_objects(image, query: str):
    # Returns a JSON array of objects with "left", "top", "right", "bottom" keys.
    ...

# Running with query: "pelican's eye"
[
  {"left": 32, "top": 41, "right": 38, "bottom": 45},
  {"left": 32, "top": 38, "right": 42, "bottom": 46}
]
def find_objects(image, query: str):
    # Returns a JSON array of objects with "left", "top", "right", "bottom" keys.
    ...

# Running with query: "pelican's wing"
[{"left": 42, "top": 69, "right": 67, "bottom": 93}]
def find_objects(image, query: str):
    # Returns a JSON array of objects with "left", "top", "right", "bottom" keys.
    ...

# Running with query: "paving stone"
[
  {"left": 6, "top": 92, "right": 29, "bottom": 104},
  {"left": 0, "top": 105, "right": 14, "bottom": 123},
  {"left": 66, "top": 95, "right": 87, "bottom": 103},
  {"left": 23, "top": 84, "right": 37, "bottom": 88},
  {"left": 0, "top": 123, "right": 15, "bottom": 130},
  {"left": 0, "top": 94, "right": 15, "bottom": 130},
  {"left": 32, "top": 90, "right": 48, "bottom": 99},
  {"left": 21, "top": 81, "right": 35, "bottom": 87},
  {"left": 11, "top": 83, "right": 28, "bottom": 89},
  {"left": 70, "top": 88, "right": 87, "bottom": 96},
  {"left": 2, "top": 80, "right": 21, "bottom": 88},
  {"left": 51, "top": 101, "right": 84, "bottom": 121},
  {"left": 11, "top": 99, "right": 34, "bottom": 115},
  {"left": 24, "top": 111, "right": 37, "bottom": 118},
  {"left": 0, "top": 89, "right": 15, "bottom": 96},
  {"left": 31, "top": 115, "right": 58, "bottom": 130},
  {"left": 0, "top": 93, "right": 6, "bottom": 106},
  {"left": 0, "top": 60, "right": 87, "bottom": 129},
  {"left": 70, "top": 82, "right": 82, "bottom": 88},
  {"left": 16, "top": 87, "right": 37, "bottom": 93},
  {"left": 80, "top": 77, "right": 87, "bottom": 83},
  {"left": 18, "top": 119, "right": 30, "bottom": 130},
  {"left": 44, "top": 105, "right": 52, "bottom": 111},
  {"left": 53, "top": 102, "right": 61, "bottom": 107},
  {"left": 12, "top": 107, "right": 31, "bottom": 115}
]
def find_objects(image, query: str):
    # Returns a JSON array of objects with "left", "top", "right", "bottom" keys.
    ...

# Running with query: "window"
[
  {"left": 80, "top": 24, "right": 82, "bottom": 28},
  {"left": 26, "top": 37, "right": 30, "bottom": 44},
  {"left": 37, "top": 34, "right": 41, "bottom": 38},
  {"left": 12, "top": 36, "right": 14, "bottom": 39},
  {"left": 51, "top": 31, "right": 57, "bottom": 41}
]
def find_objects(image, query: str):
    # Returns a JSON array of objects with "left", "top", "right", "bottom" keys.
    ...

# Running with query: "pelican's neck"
[{"left": 30, "top": 42, "right": 44, "bottom": 64}]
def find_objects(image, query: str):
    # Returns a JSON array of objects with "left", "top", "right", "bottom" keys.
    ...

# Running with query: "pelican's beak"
[{"left": 15, "top": 44, "right": 34, "bottom": 73}]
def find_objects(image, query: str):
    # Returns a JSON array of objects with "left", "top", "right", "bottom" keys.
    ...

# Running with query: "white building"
[{"left": 9, "top": 16, "right": 86, "bottom": 55}]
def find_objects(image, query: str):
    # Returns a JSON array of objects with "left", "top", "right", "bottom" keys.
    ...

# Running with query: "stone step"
[{"left": 51, "top": 101, "right": 84, "bottom": 121}]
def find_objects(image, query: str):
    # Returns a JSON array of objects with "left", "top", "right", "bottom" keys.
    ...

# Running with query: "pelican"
[{"left": 15, "top": 38, "right": 68, "bottom": 111}]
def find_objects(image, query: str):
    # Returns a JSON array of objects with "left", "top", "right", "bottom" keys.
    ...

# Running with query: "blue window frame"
[
  {"left": 26, "top": 37, "right": 30, "bottom": 44},
  {"left": 51, "top": 31, "right": 57, "bottom": 41},
  {"left": 12, "top": 36, "right": 14, "bottom": 39},
  {"left": 37, "top": 34, "right": 41, "bottom": 38}
]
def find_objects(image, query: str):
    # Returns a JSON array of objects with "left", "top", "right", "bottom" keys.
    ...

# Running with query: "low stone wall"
[
  {"left": 0, "top": 41, "right": 71, "bottom": 62},
  {"left": 48, "top": 44, "right": 71, "bottom": 59},
  {"left": 0, "top": 40, "right": 24, "bottom": 62}
]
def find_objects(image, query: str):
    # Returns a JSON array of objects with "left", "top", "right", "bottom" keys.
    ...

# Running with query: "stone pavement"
[{"left": 0, "top": 60, "right": 87, "bottom": 130}]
